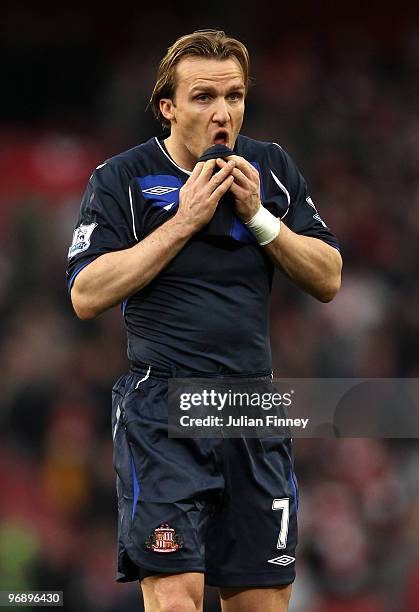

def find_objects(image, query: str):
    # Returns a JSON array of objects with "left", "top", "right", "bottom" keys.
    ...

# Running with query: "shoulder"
[
  {"left": 237, "top": 134, "right": 302, "bottom": 186},
  {"left": 236, "top": 134, "right": 293, "bottom": 168},
  {"left": 89, "top": 137, "right": 156, "bottom": 186}
]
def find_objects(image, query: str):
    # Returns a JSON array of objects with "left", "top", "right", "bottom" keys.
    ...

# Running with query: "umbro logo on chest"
[
  {"left": 137, "top": 175, "right": 183, "bottom": 208},
  {"left": 142, "top": 186, "right": 179, "bottom": 196}
]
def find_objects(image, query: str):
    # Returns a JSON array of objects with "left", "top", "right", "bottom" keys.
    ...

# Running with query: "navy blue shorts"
[{"left": 111, "top": 368, "right": 298, "bottom": 588}]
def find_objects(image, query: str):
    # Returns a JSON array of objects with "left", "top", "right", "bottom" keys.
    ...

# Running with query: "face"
[{"left": 160, "top": 56, "right": 246, "bottom": 169}]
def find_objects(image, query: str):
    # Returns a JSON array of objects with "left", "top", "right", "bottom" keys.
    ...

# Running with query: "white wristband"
[{"left": 245, "top": 206, "right": 281, "bottom": 245}]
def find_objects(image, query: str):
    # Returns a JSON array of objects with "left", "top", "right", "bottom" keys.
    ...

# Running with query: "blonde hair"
[{"left": 150, "top": 30, "right": 250, "bottom": 127}]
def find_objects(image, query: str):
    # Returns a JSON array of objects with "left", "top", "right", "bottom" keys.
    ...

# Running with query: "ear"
[{"left": 159, "top": 99, "right": 176, "bottom": 123}]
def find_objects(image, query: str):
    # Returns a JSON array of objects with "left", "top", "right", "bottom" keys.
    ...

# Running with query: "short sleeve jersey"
[{"left": 67, "top": 135, "right": 340, "bottom": 375}]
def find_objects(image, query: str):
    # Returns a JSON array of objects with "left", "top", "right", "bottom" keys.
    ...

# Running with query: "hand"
[
  {"left": 216, "top": 156, "right": 261, "bottom": 223},
  {"left": 176, "top": 158, "right": 236, "bottom": 233}
]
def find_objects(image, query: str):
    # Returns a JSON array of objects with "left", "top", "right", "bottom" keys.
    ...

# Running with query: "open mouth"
[{"left": 213, "top": 130, "right": 229, "bottom": 146}]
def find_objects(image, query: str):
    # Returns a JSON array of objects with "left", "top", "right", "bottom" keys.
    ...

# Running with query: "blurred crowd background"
[{"left": 1, "top": 3, "right": 419, "bottom": 611}]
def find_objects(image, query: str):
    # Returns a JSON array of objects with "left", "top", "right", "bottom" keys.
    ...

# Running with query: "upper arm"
[
  {"left": 267, "top": 143, "right": 341, "bottom": 253},
  {"left": 66, "top": 161, "right": 138, "bottom": 295},
  {"left": 69, "top": 251, "right": 112, "bottom": 319}
]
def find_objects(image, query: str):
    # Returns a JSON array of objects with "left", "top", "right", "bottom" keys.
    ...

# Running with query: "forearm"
[
  {"left": 264, "top": 222, "right": 342, "bottom": 302},
  {"left": 71, "top": 215, "right": 193, "bottom": 319}
]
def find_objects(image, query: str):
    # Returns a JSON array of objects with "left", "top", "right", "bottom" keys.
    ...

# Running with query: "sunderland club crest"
[{"left": 146, "top": 523, "right": 183, "bottom": 553}]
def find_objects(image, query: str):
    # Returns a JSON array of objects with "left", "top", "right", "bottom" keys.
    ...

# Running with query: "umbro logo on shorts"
[
  {"left": 142, "top": 186, "right": 179, "bottom": 195},
  {"left": 268, "top": 555, "right": 295, "bottom": 566}
]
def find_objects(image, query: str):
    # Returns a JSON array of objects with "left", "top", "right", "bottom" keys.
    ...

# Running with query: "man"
[{"left": 67, "top": 30, "right": 341, "bottom": 612}]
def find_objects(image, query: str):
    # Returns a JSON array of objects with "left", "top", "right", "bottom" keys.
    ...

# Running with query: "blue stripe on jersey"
[
  {"left": 121, "top": 298, "right": 129, "bottom": 316},
  {"left": 67, "top": 258, "right": 94, "bottom": 292},
  {"left": 136, "top": 175, "right": 183, "bottom": 206},
  {"left": 290, "top": 465, "right": 298, "bottom": 511},
  {"left": 230, "top": 215, "right": 257, "bottom": 243},
  {"left": 131, "top": 454, "right": 139, "bottom": 520}
]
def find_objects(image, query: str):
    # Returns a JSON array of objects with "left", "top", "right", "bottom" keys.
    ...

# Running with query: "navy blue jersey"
[{"left": 67, "top": 135, "right": 340, "bottom": 374}]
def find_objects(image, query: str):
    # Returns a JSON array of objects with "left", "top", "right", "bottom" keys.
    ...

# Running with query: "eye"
[
  {"left": 227, "top": 92, "right": 243, "bottom": 101},
  {"left": 195, "top": 94, "right": 211, "bottom": 102}
]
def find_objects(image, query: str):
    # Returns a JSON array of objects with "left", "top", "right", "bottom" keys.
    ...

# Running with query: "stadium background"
[{"left": 1, "top": 2, "right": 419, "bottom": 610}]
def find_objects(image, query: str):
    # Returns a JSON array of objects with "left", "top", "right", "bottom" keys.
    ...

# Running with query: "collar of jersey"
[{"left": 154, "top": 137, "right": 192, "bottom": 176}]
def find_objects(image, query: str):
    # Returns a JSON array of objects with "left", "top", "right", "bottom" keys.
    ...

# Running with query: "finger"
[
  {"left": 231, "top": 167, "right": 250, "bottom": 188},
  {"left": 216, "top": 158, "right": 228, "bottom": 169},
  {"left": 189, "top": 161, "right": 205, "bottom": 182},
  {"left": 215, "top": 157, "right": 233, "bottom": 172},
  {"left": 196, "top": 159, "right": 217, "bottom": 183},
  {"left": 208, "top": 160, "right": 235, "bottom": 190},
  {"left": 208, "top": 174, "right": 235, "bottom": 205},
  {"left": 226, "top": 155, "right": 256, "bottom": 180},
  {"left": 227, "top": 179, "right": 244, "bottom": 198}
]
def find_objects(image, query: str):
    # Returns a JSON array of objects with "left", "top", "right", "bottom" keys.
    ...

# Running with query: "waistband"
[{"left": 130, "top": 361, "right": 273, "bottom": 381}]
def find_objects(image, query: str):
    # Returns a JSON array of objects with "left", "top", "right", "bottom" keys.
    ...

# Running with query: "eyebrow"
[{"left": 190, "top": 84, "right": 246, "bottom": 94}]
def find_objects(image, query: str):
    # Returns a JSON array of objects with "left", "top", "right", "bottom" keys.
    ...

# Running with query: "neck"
[{"left": 163, "top": 134, "right": 196, "bottom": 171}]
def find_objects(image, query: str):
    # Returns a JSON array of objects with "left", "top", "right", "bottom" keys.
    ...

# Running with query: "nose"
[{"left": 212, "top": 97, "right": 230, "bottom": 125}]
